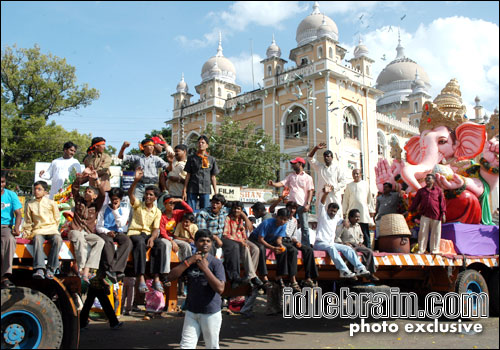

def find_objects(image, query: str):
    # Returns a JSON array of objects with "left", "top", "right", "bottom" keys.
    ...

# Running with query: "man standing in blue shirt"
[
  {"left": 1, "top": 172, "right": 23, "bottom": 288},
  {"left": 167, "top": 229, "right": 226, "bottom": 349},
  {"left": 249, "top": 208, "right": 294, "bottom": 290}
]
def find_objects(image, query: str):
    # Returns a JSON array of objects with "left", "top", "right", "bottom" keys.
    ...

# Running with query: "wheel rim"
[
  {"left": 2, "top": 310, "right": 42, "bottom": 349},
  {"left": 466, "top": 280, "right": 482, "bottom": 312}
]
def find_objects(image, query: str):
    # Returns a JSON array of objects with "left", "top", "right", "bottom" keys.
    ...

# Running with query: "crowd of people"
[{"left": 2, "top": 136, "right": 445, "bottom": 348}]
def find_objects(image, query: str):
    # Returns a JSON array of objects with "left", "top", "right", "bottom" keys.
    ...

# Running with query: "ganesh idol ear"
[
  {"left": 454, "top": 122, "right": 486, "bottom": 160},
  {"left": 404, "top": 135, "right": 422, "bottom": 165}
]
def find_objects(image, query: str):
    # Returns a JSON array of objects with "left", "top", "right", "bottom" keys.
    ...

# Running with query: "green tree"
[
  {"left": 1, "top": 44, "right": 99, "bottom": 120},
  {"left": 202, "top": 116, "right": 289, "bottom": 188},
  {"left": 1, "top": 45, "right": 99, "bottom": 192}
]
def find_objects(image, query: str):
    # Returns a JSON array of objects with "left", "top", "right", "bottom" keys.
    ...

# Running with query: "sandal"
[
  {"left": 291, "top": 282, "right": 301, "bottom": 293},
  {"left": 138, "top": 282, "right": 149, "bottom": 294},
  {"left": 302, "top": 279, "right": 314, "bottom": 288},
  {"left": 276, "top": 278, "right": 285, "bottom": 289},
  {"left": 153, "top": 281, "right": 164, "bottom": 293}
]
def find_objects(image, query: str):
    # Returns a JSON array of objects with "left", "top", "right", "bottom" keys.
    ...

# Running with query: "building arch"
[
  {"left": 185, "top": 131, "right": 200, "bottom": 155},
  {"left": 343, "top": 107, "right": 360, "bottom": 140},
  {"left": 282, "top": 105, "right": 308, "bottom": 140},
  {"left": 377, "top": 130, "right": 387, "bottom": 158}
]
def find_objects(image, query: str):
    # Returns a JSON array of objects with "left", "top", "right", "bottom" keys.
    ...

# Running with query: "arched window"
[
  {"left": 202, "top": 93, "right": 206, "bottom": 100},
  {"left": 218, "top": 87, "right": 222, "bottom": 97},
  {"left": 318, "top": 46, "right": 323, "bottom": 59},
  {"left": 300, "top": 57, "right": 309, "bottom": 66},
  {"left": 267, "top": 65, "right": 272, "bottom": 77},
  {"left": 227, "top": 93, "right": 232, "bottom": 99},
  {"left": 414, "top": 101, "right": 419, "bottom": 113},
  {"left": 366, "top": 65, "right": 370, "bottom": 75},
  {"left": 276, "top": 66, "right": 281, "bottom": 74},
  {"left": 186, "top": 133, "right": 200, "bottom": 155},
  {"left": 343, "top": 108, "right": 359, "bottom": 140},
  {"left": 377, "top": 131, "right": 387, "bottom": 157},
  {"left": 209, "top": 87, "right": 213, "bottom": 97},
  {"left": 285, "top": 107, "right": 308, "bottom": 139},
  {"left": 356, "top": 65, "right": 361, "bottom": 72},
  {"left": 329, "top": 47, "right": 333, "bottom": 59},
  {"left": 176, "top": 99, "right": 179, "bottom": 109},
  {"left": 390, "top": 135, "right": 400, "bottom": 149}
]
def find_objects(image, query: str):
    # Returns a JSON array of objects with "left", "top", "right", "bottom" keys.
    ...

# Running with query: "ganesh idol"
[{"left": 376, "top": 79, "right": 499, "bottom": 225}]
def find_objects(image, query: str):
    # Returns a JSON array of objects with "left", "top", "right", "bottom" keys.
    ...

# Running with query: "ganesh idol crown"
[{"left": 376, "top": 78, "right": 499, "bottom": 225}]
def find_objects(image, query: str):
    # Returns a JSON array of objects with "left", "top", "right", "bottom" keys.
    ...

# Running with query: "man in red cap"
[
  {"left": 268, "top": 157, "right": 314, "bottom": 247},
  {"left": 151, "top": 135, "right": 174, "bottom": 157}
]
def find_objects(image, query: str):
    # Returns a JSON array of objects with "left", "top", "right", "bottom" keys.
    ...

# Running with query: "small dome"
[
  {"left": 201, "top": 34, "right": 236, "bottom": 84},
  {"left": 176, "top": 73, "right": 188, "bottom": 93},
  {"left": 266, "top": 35, "right": 281, "bottom": 58},
  {"left": 296, "top": 2, "right": 338, "bottom": 46},
  {"left": 316, "top": 15, "right": 335, "bottom": 40},
  {"left": 411, "top": 70, "right": 427, "bottom": 94},
  {"left": 354, "top": 38, "right": 369, "bottom": 58}
]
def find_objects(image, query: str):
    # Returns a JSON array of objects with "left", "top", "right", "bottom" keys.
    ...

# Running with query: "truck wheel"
[
  {"left": 455, "top": 269, "right": 489, "bottom": 316},
  {"left": 488, "top": 270, "right": 499, "bottom": 316},
  {"left": 1, "top": 287, "right": 63, "bottom": 349}
]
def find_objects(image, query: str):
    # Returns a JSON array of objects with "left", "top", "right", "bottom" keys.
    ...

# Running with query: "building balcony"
[{"left": 376, "top": 112, "right": 419, "bottom": 136}]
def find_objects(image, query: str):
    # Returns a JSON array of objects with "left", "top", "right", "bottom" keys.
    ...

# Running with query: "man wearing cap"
[
  {"left": 118, "top": 139, "right": 169, "bottom": 202},
  {"left": 151, "top": 134, "right": 174, "bottom": 158},
  {"left": 83, "top": 137, "right": 112, "bottom": 191},
  {"left": 268, "top": 157, "right": 314, "bottom": 247},
  {"left": 307, "top": 143, "right": 346, "bottom": 218}
]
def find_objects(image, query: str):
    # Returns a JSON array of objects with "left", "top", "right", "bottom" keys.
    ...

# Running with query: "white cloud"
[
  {"left": 178, "top": 2, "right": 307, "bottom": 49},
  {"left": 175, "top": 27, "right": 222, "bottom": 49},
  {"left": 353, "top": 16, "right": 499, "bottom": 114},
  {"left": 228, "top": 52, "right": 264, "bottom": 88},
  {"left": 216, "top": 1, "right": 307, "bottom": 31},
  {"left": 320, "top": 1, "right": 390, "bottom": 15}
]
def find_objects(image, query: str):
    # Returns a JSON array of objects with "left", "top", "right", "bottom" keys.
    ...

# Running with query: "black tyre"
[
  {"left": 1, "top": 287, "right": 64, "bottom": 349},
  {"left": 455, "top": 269, "right": 489, "bottom": 317},
  {"left": 488, "top": 270, "right": 499, "bottom": 316}
]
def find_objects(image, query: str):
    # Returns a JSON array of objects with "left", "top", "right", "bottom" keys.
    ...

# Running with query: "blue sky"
[{"left": 2, "top": 1, "right": 499, "bottom": 153}]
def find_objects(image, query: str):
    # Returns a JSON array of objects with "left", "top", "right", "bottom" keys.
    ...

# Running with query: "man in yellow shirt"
[
  {"left": 23, "top": 181, "right": 63, "bottom": 280},
  {"left": 128, "top": 167, "right": 167, "bottom": 294}
]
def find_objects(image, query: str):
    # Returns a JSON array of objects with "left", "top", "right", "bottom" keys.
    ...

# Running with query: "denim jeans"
[
  {"left": 187, "top": 193, "right": 210, "bottom": 212},
  {"left": 33, "top": 234, "right": 63, "bottom": 271},
  {"left": 296, "top": 205, "right": 310, "bottom": 246},
  {"left": 313, "top": 241, "right": 364, "bottom": 272},
  {"left": 180, "top": 310, "right": 222, "bottom": 349}
]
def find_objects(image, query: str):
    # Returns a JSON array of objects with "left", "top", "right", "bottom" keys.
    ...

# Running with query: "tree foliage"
[
  {"left": 1, "top": 45, "right": 99, "bottom": 192},
  {"left": 202, "top": 116, "right": 289, "bottom": 188},
  {"left": 1, "top": 44, "right": 99, "bottom": 120}
]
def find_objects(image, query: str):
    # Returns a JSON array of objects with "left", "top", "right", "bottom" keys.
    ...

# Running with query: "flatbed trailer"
[{"left": 4, "top": 239, "right": 497, "bottom": 349}]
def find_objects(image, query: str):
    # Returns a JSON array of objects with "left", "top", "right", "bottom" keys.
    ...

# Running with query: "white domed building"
[
  {"left": 169, "top": 2, "right": 385, "bottom": 190},
  {"left": 375, "top": 37, "right": 432, "bottom": 127}
]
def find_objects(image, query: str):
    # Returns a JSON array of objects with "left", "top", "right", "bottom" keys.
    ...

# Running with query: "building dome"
[
  {"left": 296, "top": 2, "right": 338, "bottom": 46},
  {"left": 316, "top": 15, "right": 335, "bottom": 41},
  {"left": 411, "top": 70, "right": 427, "bottom": 94},
  {"left": 201, "top": 34, "right": 236, "bottom": 84},
  {"left": 376, "top": 40, "right": 430, "bottom": 87},
  {"left": 176, "top": 73, "right": 188, "bottom": 93},
  {"left": 353, "top": 38, "right": 369, "bottom": 58},
  {"left": 266, "top": 35, "right": 281, "bottom": 58}
]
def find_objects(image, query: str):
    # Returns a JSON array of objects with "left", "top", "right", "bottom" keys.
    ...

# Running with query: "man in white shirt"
[
  {"left": 313, "top": 185, "right": 370, "bottom": 279},
  {"left": 96, "top": 188, "right": 132, "bottom": 283},
  {"left": 342, "top": 169, "right": 375, "bottom": 248},
  {"left": 39, "top": 141, "right": 82, "bottom": 199},
  {"left": 307, "top": 143, "right": 346, "bottom": 218}
]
